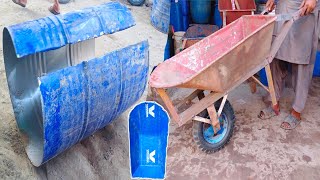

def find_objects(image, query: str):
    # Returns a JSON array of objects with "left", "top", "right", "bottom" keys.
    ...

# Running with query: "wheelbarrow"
[
  {"left": 3, "top": 2, "right": 149, "bottom": 166},
  {"left": 149, "top": 12, "right": 300, "bottom": 152}
]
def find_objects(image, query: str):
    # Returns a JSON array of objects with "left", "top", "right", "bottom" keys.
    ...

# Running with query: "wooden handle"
[{"left": 235, "top": 0, "right": 240, "bottom": 10}]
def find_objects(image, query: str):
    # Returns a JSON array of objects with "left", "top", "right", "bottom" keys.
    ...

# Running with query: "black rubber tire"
[
  {"left": 58, "top": 0, "right": 70, "bottom": 4},
  {"left": 128, "top": 0, "right": 145, "bottom": 6},
  {"left": 192, "top": 99, "right": 235, "bottom": 153}
]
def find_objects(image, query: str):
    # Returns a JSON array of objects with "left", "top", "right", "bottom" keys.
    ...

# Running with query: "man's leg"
[
  {"left": 49, "top": 0, "right": 60, "bottom": 15},
  {"left": 280, "top": 63, "right": 314, "bottom": 129},
  {"left": 292, "top": 63, "right": 314, "bottom": 113},
  {"left": 270, "top": 59, "right": 288, "bottom": 102}
]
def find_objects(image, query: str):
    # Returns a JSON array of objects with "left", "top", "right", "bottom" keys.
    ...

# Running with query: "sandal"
[
  {"left": 258, "top": 106, "right": 279, "bottom": 120},
  {"left": 12, "top": 0, "right": 26, "bottom": 7},
  {"left": 48, "top": 6, "right": 60, "bottom": 15},
  {"left": 280, "top": 114, "right": 301, "bottom": 130}
]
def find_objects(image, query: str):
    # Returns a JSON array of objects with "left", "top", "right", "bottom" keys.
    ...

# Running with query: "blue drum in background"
[
  {"left": 259, "top": 68, "right": 268, "bottom": 86},
  {"left": 313, "top": 51, "right": 320, "bottom": 77},
  {"left": 180, "top": 0, "right": 189, "bottom": 15},
  {"left": 179, "top": 0, "right": 190, "bottom": 31},
  {"left": 170, "top": 1, "right": 183, "bottom": 31},
  {"left": 151, "top": 0, "right": 171, "bottom": 33},
  {"left": 190, "top": 0, "right": 211, "bottom": 24},
  {"left": 214, "top": 0, "right": 222, "bottom": 28},
  {"left": 182, "top": 15, "right": 190, "bottom": 31}
]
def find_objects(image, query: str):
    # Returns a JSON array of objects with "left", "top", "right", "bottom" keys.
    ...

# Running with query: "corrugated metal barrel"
[
  {"left": 151, "top": 0, "right": 171, "bottom": 33},
  {"left": 3, "top": 2, "right": 149, "bottom": 166}
]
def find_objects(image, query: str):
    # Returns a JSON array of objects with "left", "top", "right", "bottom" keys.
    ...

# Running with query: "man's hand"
[
  {"left": 300, "top": 0, "right": 317, "bottom": 16},
  {"left": 266, "top": 0, "right": 276, "bottom": 12}
]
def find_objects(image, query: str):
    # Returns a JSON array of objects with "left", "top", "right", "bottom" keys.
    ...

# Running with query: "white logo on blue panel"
[
  {"left": 146, "top": 149, "right": 156, "bottom": 163},
  {"left": 145, "top": 104, "right": 155, "bottom": 118}
]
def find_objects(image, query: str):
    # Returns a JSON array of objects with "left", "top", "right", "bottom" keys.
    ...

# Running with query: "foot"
[
  {"left": 280, "top": 110, "right": 301, "bottom": 130},
  {"left": 258, "top": 103, "right": 280, "bottom": 120},
  {"left": 12, "top": 0, "right": 27, "bottom": 7},
  {"left": 48, "top": 5, "right": 60, "bottom": 15}
]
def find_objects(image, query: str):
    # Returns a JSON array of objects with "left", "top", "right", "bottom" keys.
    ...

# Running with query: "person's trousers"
[{"left": 270, "top": 59, "right": 314, "bottom": 113}]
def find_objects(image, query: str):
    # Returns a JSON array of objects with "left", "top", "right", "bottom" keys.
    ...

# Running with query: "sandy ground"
[
  {"left": 1, "top": 0, "right": 320, "bottom": 179},
  {"left": 164, "top": 80, "right": 320, "bottom": 180}
]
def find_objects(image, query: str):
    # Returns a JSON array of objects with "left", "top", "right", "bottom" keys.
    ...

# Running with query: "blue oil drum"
[
  {"left": 170, "top": 1, "right": 183, "bottom": 31},
  {"left": 3, "top": 2, "right": 149, "bottom": 166},
  {"left": 182, "top": 15, "right": 190, "bottom": 31},
  {"left": 313, "top": 51, "right": 320, "bottom": 77},
  {"left": 190, "top": 0, "right": 211, "bottom": 24},
  {"left": 259, "top": 68, "right": 268, "bottom": 86},
  {"left": 179, "top": 0, "right": 190, "bottom": 31},
  {"left": 151, "top": 0, "right": 171, "bottom": 33},
  {"left": 179, "top": 0, "right": 189, "bottom": 15},
  {"left": 214, "top": 2, "right": 222, "bottom": 28}
]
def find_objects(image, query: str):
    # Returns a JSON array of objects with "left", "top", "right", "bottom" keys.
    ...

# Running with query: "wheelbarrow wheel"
[{"left": 192, "top": 99, "right": 235, "bottom": 153}]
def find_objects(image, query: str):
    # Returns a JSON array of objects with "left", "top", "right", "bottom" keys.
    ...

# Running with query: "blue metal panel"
[
  {"left": 5, "top": 2, "right": 135, "bottom": 58},
  {"left": 129, "top": 101, "right": 170, "bottom": 179},
  {"left": 39, "top": 41, "right": 149, "bottom": 164}
]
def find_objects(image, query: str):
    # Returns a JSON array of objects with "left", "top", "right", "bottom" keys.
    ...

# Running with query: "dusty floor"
[
  {"left": 165, "top": 80, "right": 320, "bottom": 180},
  {"left": 1, "top": 0, "right": 320, "bottom": 179}
]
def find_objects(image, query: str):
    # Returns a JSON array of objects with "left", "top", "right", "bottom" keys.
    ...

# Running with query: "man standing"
[
  {"left": 12, "top": 0, "right": 61, "bottom": 15},
  {"left": 258, "top": 0, "right": 319, "bottom": 129}
]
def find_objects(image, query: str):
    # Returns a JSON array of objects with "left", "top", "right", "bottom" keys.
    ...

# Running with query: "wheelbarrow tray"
[{"left": 150, "top": 15, "right": 277, "bottom": 93}]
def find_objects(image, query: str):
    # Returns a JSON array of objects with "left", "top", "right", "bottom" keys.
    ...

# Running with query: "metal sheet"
[
  {"left": 4, "top": 32, "right": 95, "bottom": 164},
  {"left": 149, "top": 15, "right": 277, "bottom": 92},
  {"left": 129, "top": 101, "right": 169, "bottom": 179},
  {"left": 3, "top": 2, "right": 148, "bottom": 166},
  {"left": 32, "top": 41, "right": 148, "bottom": 166},
  {"left": 4, "top": 2, "right": 135, "bottom": 58}
]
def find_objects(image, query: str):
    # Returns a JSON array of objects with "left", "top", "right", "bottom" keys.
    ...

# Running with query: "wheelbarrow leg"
[
  {"left": 156, "top": 88, "right": 180, "bottom": 123},
  {"left": 265, "top": 64, "right": 278, "bottom": 106},
  {"left": 217, "top": 95, "right": 228, "bottom": 117},
  {"left": 248, "top": 77, "right": 257, "bottom": 93},
  {"left": 198, "top": 91, "right": 221, "bottom": 134},
  {"left": 251, "top": 75, "right": 270, "bottom": 92},
  {"left": 207, "top": 106, "right": 221, "bottom": 133}
]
